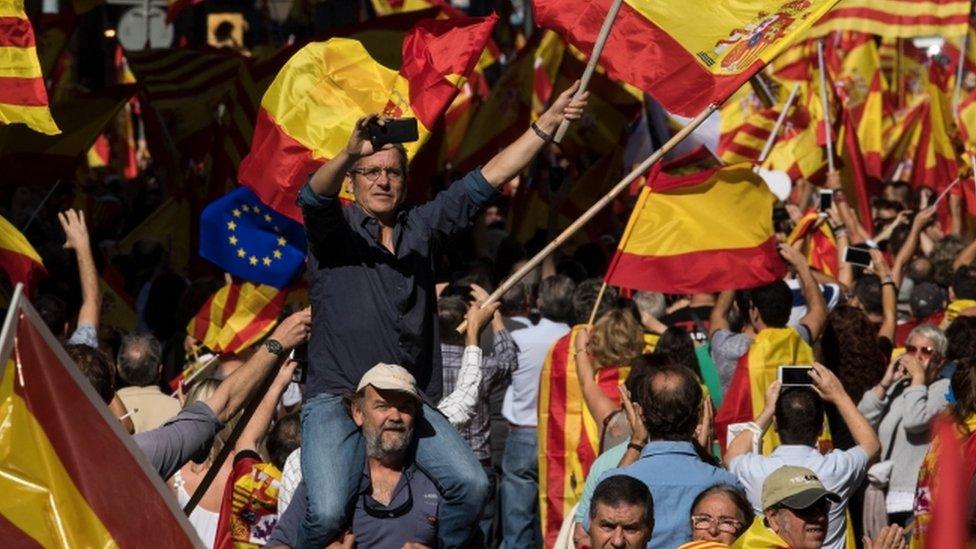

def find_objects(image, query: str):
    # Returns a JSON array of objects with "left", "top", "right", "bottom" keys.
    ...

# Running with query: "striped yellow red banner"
[
  {"left": 0, "top": 214, "right": 44, "bottom": 292},
  {"left": 0, "top": 0, "right": 59, "bottom": 134},
  {"left": 810, "top": 0, "right": 971, "bottom": 38},
  {"left": 186, "top": 281, "right": 286, "bottom": 355},
  {"left": 605, "top": 154, "right": 785, "bottom": 294},
  {"left": 787, "top": 211, "right": 839, "bottom": 277}
]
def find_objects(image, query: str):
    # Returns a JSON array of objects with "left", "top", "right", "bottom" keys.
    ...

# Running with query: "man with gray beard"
[{"left": 267, "top": 364, "right": 442, "bottom": 548}]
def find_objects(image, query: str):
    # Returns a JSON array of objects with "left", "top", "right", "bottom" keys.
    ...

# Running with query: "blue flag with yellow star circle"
[{"left": 199, "top": 187, "right": 307, "bottom": 288}]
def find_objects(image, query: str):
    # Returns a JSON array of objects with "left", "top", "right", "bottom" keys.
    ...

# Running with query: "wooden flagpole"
[
  {"left": 457, "top": 103, "right": 719, "bottom": 332},
  {"left": 816, "top": 40, "right": 835, "bottom": 172},
  {"left": 552, "top": 0, "right": 625, "bottom": 143},
  {"left": 758, "top": 83, "right": 801, "bottom": 163}
]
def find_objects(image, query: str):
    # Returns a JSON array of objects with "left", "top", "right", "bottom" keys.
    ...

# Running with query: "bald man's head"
[{"left": 639, "top": 363, "right": 702, "bottom": 442}]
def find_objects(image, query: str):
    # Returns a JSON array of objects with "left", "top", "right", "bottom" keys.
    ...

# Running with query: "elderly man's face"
[
  {"left": 352, "top": 385, "right": 417, "bottom": 460},
  {"left": 589, "top": 501, "right": 652, "bottom": 549},
  {"left": 350, "top": 147, "right": 406, "bottom": 220},
  {"left": 764, "top": 499, "right": 829, "bottom": 549}
]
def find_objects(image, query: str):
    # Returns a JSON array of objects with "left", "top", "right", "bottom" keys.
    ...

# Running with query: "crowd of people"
[{"left": 8, "top": 3, "right": 976, "bottom": 549}]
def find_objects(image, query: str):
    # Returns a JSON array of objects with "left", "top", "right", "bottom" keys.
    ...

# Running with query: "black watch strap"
[{"left": 264, "top": 338, "right": 284, "bottom": 356}]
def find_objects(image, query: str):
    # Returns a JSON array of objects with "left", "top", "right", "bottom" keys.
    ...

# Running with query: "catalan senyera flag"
[
  {"left": 538, "top": 326, "right": 629, "bottom": 547},
  {"left": 186, "top": 281, "right": 286, "bottom": 355},
  {"left": 718, "top": 104, "right": 780, "bottom": 165},
  {"left": 909, "top": 86, "right": 961, "bottom": 194},
  {"left": 714, "top": 327, "right": 825, "bottom": 454},
  {"left": 0, "top": 290, "right": 197, "bottom": 547},
  {"left": 604, "top": 153, "right": 785, "bottom": 294},
  {"left": 0, "top": 0, "right": 59, "bottom": 135},
  {"left": 0, "top": 215, "right": 45, "bottom": 292},
  {"left": 238, "top": 15, "right": 497, "bottom": 222},
  {"left": 809, "top": 0, "right": 971, "bottom": 38},
  {"left": 533, "top": 0, "right": 840, "bottom": 117},
  {"left": 787, "top": 211, "right": 839, "bottom": 277}
]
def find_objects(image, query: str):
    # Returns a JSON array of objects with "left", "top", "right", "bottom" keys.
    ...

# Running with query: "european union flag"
[{"left": 199, "top": 187, "right": 307, "bottom": 288}]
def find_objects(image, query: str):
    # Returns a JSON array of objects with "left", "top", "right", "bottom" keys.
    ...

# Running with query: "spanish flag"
[
  {"left": 238, "top": 15, "right": 497, "bottom": 222},
  {"left": 809, "top": 0, "right": 971, "bottom": 39},
  {"left": 787, "top": 211, "right": 839, "bottom": 277},
  {"left": 0, "top": 215, "right": 44, "bottom": 293},
  {"left": 532, "top": 0, "right": 839, "bottom": 116},
  {"left": 714, "top": 327, "right": 819, "bottom": 454},
  {"left": 186, "top": 281, "right": 286, "bottom": 355},
  {"left": 0, "top": 292, "right": 197, "bottom": 546},
  {"left": 762, "top": 111, "right": 826, "bottom": 182},
  {"left": 538, "top": 326, "right": 629, "bottom": 547},
  {"left": 604, "top": 152, "right": 785, "bottom": 294},
  {"left": 718, "top": 103, "right": 780, "bottom": 165},
  {"left": 0, "top": 0, "right": 59, "bottom": 135},
  {"left": 827, "top": 32, "right": 885, "bottom": 181}
]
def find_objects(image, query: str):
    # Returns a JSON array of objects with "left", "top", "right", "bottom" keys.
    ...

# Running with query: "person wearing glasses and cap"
[
  {"left": 857, "top": 324, "right": 950, "bottom": 527},
  {"left": 757, "top": 466, "right": 840, "bottom": 549}
]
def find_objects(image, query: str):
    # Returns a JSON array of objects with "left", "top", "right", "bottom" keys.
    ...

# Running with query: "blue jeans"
[
  {"left": 297, "top": 393, "right": 489, "bottom": 548},
  {"left": 500, "top": 427, "right": 541, "bottom": 548}
]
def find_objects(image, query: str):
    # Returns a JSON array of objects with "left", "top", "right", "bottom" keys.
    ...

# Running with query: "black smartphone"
[
  {"left": 779, "top": 365, "right": 813, "bottom": 386},
  {"left": 819, "top": 189, "right": 833, "bottom": 212},
  {"left": 368, "top": 118, "right": 419, "bottom": 147},
  {"left": 843, "top": 245, "right": 873, "bottom": 268},
  {"left": 289, "top": 343, "right": 308, "bottom": 384}
]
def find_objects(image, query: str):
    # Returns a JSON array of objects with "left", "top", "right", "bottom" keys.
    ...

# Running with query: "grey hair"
[
  {"left": 907, "top": 324, "right": 948, "bottom": 355},
  {"left": 633, "top": 291, "right": 666, "bottom": 320},
  {"left": 117, "top": 333, "right": 163, "bottom": 386}
]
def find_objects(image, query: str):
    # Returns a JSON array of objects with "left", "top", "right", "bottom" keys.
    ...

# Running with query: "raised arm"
[
  {"left": 234, "top": 359, "right": 298, "bottom": 453},
  {"left": 810, "top": 362, "right": 880, "bottom": 459},
  {"left": 437, "top": 299, "right": 498, "bottom": 426},
  {"left": 892, "top": 206, "right": 936, "bottom": 287},
  {"left": 306, "top": 116, "right": 380, "bottom": 197},
  {"left": 708, "top": 290, "right": 735, "bottom": 338},
  {"left": 825, "top": 172, "right": 867, "bottom": 245},
  {"left": 59, "top": 210, "right": 100, "bottom": 332},
  {"left": 574, "top": 327, "right": 618, "bottom": 429},
  {"left": 480, "top": 81, "right": 588, "bottom": 188},
  {"left": 779, "top": 242, "right": 827, "bottom": 341},
  {"left": 724, "top": 381, "right": 779, "bottom": 466}
]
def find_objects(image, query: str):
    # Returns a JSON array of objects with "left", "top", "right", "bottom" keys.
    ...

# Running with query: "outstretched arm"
[{"left": 59, "top": 210, "right": 100, "bottom": 332}]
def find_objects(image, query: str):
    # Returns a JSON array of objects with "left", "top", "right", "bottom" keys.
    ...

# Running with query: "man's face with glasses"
[{"left": 349, "top": 147, "right": 406, "bottom": 220}]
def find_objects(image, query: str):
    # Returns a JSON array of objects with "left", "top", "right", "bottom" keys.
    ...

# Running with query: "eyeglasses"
[
  {"left": 350, "top": 166, "right": 404, "bottom": 182},
  {"left": 691, "top": 514, "right": 743, "bottom": 534},
  {"left": 905, "top": 344, "right": 935, "bottom": 357}
]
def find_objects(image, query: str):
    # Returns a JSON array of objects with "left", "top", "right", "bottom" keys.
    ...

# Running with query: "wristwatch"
[{"left": 264, "top": 338, "right": 285, "bottom": 357}]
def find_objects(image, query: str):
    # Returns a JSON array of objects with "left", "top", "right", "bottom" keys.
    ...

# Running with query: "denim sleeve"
[{"left": 409, "top": 167, "right": 500, "bottom": 239}]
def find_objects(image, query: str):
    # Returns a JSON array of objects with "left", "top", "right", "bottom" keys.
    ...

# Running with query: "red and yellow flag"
[
  {"left": 0, "top": 214, "right": 44, "bottom": 292},
  {"left": 605, "top": 152, "right": 785, "bottom": 294},
  {"left": 0, "top": 293, "right": 197, "bottom": 546},
  {"left": 718, "top": 102, "right": 780, "bottom": 165},
  {"left": 239, "top": 15, "right": 497, "bottom": 222},
  {"left": 810, "top": 0, "right": 971, "bottom": 38},
  {"left": 0, "top": 0, "right": 59, "bottom": 135},
  {"left": 787, "top": 211, "right": 839, "bottom": 277},
  {"left": 538, "top": 326, "right": 629, "bottom": 547},
  {"left": 186, "top": 281, "right": 286, "bottom": 355},
  {"left": 532, "top": 0, "right": 840, "bottom": 116}
]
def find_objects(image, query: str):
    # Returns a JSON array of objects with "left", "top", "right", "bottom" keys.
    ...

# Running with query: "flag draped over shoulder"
[
  {"left": 605, "top": 153, "right": 785, "bottom": 294},
  {"left": 810, "top": 0, "right": 971, "bottom": 38},
  {"left": 532, "top": 0, "right": 840, "bottom": 116},
  {"left": 0, "top": 0, "right": 59, "bottom": 135},
  {"left": 239, "top": 15, "right": 497, "bottom": 222},
  {"left": 186, "top": 281, "right": 286, "bottom": 355},
  {"left": 538, "top": 326, "right": 629, "bottom": 547},
  {"left": 200, "top": 187, "right": 307, "bottom": 289},
  {"left": 0, "top": 215, "right": 45, "bottom": 292},
  {"left": 0, "top": 292, "right": 197, "bottom": 547}
]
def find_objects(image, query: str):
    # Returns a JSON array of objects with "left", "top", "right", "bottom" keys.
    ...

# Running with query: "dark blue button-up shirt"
[{"left": 298, "top": 168, "right": 498, "bottom": 401}]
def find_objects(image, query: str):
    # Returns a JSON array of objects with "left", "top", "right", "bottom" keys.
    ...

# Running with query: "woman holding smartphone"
[{"left": 857, "top": 325, "right": 950, "bottom": 527}]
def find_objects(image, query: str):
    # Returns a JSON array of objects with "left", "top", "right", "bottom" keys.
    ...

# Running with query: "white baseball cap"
[{"left": 356, "top": 362, "right": 422, "bottom": 401}]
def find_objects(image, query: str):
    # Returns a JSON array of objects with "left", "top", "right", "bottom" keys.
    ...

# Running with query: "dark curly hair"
[
  {"left": 945, "top": 317, "right": 976, "bottom": 362},
  {"left": 817, "top": 306, "right": 886, "bottom": 402},
  {"left": 950, "top": 356, "right": 976, "bottom": 427},
  {"left": 653, "top": 326, "right": 700, "bottom": 380}
]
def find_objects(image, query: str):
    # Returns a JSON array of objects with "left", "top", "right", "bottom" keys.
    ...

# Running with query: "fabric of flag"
[
  {"left": 718, "top": 103, "right": 779, "bottom": 165},
  {"left": 186, "top": 281, "right": 286, "bottom": 355},
  {"left": 200, "top": 186, "right": 307, "bottom": 289},
  {"left": 118, "top": 198, "right": 192, "bottom": 278},
  {"left": 680, "top": 540, "right": 736, "bottom": 549},
  {"left": 605, "top": 154, "right": 785, "bottom": 294},
  {"left": 827, "top": 32, "right": 885, "bottom": 180},
  {"left": 763, "top": 111, "right": 826, "bottom": 182},
  {"left": 0, "top": 293, "right": 197, "bottom": 546},
  {"left": 166, "top": 0, "right": 202, "bottom": 22},
  {"left": 0, "top": 214, "right": 45, "bottom": 292},
  {"left": 958, "top": 89, "right": 976, "bottom": 152},
  {"left": 0, "top": 85, "right": 134, "bottom": 185},
  {"left": 533, "top": 0, "right": 840, "bottom": 117},
  {"left": 714, "top": 328, "right": 832, "bottom": 454},
  {"left": 98, "top": 267, "right": 137, "bottom": 333},
  {"left": 909, "top": 87, "right": 960, "bottom": 193},
  {"left": 239, "top": 15, "right": 497, "bottom": 222},
  {"left": 537, "top": 326, "right": 629, "bottom": 547},
  {"left": 0, "top": 0, "right": 59, "bottom": 135},
  {"left": 809, "top": 0, "right": 971, "bottom": 38},
  {"left": 911, "top": 414, "right": 976, "bottom": 548},
  {"left": 837, "top": 106, "right": 876, "bottom": 232},
  {"left": 787, "top": 211, "right": 839, "bottom": 277},
  {"left": 215, "top": 456, "right": 282, "bottom": 548},
  {"left": 730, "top": 517, "right": 790, "bottom": 548}
]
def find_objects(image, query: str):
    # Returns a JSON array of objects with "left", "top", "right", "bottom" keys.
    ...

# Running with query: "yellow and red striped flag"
[
  {"left": 810, "top": 0, "right": 971, "bottom": 39},
  {"left": 238, "top": 15, "right": 497, "bottom": 222},
  {"left": 0, "top": 214, "right": 44, "bottom": 292},
  {"left": 533, "top": 0, "right": 840, "bottom": 116},
  {"left": 186, "top": 281, "right": 286, "bottom": 355},
  {"left": 537, "top": 326, "right": 629, "bottom": 547},
  {"left": 0, "top": 0, "right": 59, "bottom": 135},
  {"left": 0, "top": 292, "right": 197, "bottom": 546},
  {"left": 605, "top": 151, "right": 786, "bottom": 294},
  {"left": 718, "top": 103, "right": 780, "bottom": 165},
  {"left": 787, "top": 210, "right": 839, "bottom": 277}
]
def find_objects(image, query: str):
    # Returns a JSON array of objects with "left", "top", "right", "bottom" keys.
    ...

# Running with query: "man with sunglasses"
[
  {"left": 294, "top": 79, "right": 588, "bottom": 548},
  {"left": 759, "top": 466, "right": 840, "bottom": 549}
]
